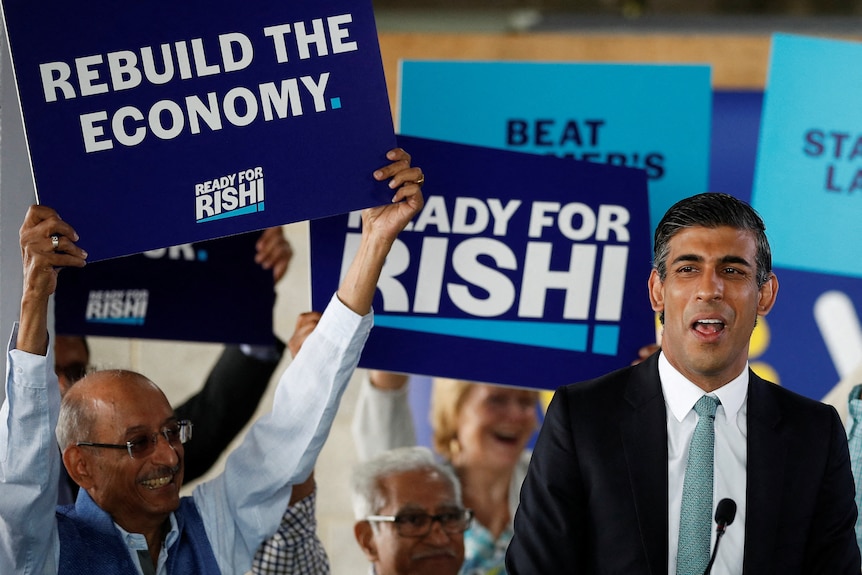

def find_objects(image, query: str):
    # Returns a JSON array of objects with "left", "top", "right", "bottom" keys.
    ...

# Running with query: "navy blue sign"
[
  {"left": 757, "top": 266, "right": 862, "bottom": 400},
  {"left": 54, "top": 232, "right": 275, "bottom": 345},
  {"left": 709, "top": 90, "right": 763, "bottom": 203},
  {"left": 310, "top": 135, "right": 654, "bottom": 390},
  {"left": 2, "top": 0, "right": 395, "bottom": 261}
]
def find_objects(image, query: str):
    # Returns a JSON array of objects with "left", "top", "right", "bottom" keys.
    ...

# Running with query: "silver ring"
[{"left": 50, "top": 234, "right": 60, "bottom": 250}]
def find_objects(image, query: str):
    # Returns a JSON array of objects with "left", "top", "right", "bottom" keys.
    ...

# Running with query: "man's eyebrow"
[
  {"left": 719, "top": 255, "right": 753, "bottom": 268},
  {"left": 670, "top": 254, "right": 753, "bottom": 268},
  {"left": 393, "top": 505, "right": 429, "bottom": 515},
  {"left": 121, "top": 425, "right": 149, "bottom": 437},
  {"left": 122, "top": 416, "right": 178, "bottom": 436},
  {"left": 671, "top": 253, "right": 703, "bottom": 265}
]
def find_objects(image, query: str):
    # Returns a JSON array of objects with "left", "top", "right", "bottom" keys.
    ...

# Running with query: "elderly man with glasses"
[
  {"left": 351, "top": 446, "right": 471, "bottom": 575},
  {"left": 0, "top": 148, "right": 424, "bottom": 574}
]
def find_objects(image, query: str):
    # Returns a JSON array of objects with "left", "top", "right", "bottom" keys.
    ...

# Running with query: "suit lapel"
[
  {"left": 621, "top": 355, "right": 670, "bottom": 575},
  {"left": 742, "top": 373, "right": 786, "bottom": 573}
]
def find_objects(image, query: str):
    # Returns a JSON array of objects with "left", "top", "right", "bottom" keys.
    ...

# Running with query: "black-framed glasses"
[
  {"left": 77, "top": 420, "right": 193, "bottom": 459},
  {"left": 365, "top": 508, "right": 473, "bottom": 537}
]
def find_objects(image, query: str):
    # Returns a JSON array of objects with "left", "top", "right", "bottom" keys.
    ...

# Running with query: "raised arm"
[
  {"left": 352, "top": 370, "right": 416, "bottom": 461},
  {"left": 17, "top": 205, "right": 87, "bottom": 354},
  {"left": 337, "top": 148, "right": 424, "bottom": 315},
  {"left": 1, "top": 205, "right": 86, "bottom": 574},
  {"left": 194, "top": 148, "right": 424, "bottom": 573},
  {"left": 343, "top": 148, "right": 423, "bottom": 460}
]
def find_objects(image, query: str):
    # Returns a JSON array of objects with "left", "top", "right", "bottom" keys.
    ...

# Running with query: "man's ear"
[
  {"left": 757, "top": 273, "right": 779, "bottom": 316},
  {"left": 648, "top": 269, "right": 665, "bottom": 314},
  {"left": 63, "top": 446, "right": 94, "bottom": 489},
  {"left": 354, "top": 521, "right": 379, "bottom": 563}
]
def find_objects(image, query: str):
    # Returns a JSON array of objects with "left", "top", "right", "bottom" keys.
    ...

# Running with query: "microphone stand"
[{"left": 702, "top": 520, "right": 729, "bottom": 575}]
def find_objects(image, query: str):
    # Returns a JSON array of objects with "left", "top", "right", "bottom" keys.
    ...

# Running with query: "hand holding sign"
[
  {"left": 367, "top": 148, "right": 426, "bottom": 243},
  {"left": 17, "top": 205, "right": 88, "bottom": 355},
  {"left": 336, "top": 148, "right": 425, "bottom": 316}
]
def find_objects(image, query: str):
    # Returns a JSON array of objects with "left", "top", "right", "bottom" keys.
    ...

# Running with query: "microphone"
[{"left": 703, "top": 498, "right": 737, "bottom": 575}]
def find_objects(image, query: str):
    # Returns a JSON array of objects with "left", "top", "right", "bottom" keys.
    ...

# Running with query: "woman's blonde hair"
[{"left": 430, "top": 378, "right": 475, "bottom": 460}]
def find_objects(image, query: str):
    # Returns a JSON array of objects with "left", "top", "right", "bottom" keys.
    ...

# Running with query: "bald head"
[
  {"left": 57, "top": 369, "right": 186, "bottom": 534},
  {"left": 56, "top": 370, "right": 171, "bottom": 450}
]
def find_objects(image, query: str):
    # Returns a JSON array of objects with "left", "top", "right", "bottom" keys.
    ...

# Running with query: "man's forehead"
[
  {"left": 380, "top": 469, "right": 457, "bottom": 510},
  {"left": 78, "top": 373, "right": 172, "bottom": 424},
  {"left": 668, "top": 226, "right": 757, "bottom": 255}
]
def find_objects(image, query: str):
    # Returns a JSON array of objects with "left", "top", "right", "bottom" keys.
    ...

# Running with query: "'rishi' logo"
[
  {"left": 195, "top": 167, "right": 265, "bottom": 223},
  {"left": 86, "top": 290, "right": 149, "bottom": 325}
]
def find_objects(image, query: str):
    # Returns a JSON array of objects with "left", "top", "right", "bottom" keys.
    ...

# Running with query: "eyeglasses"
[
  {"left": 77, "top": 420, "right": 193, "bottom": 459},
  {"left": 365, "top": 508, "right": 474, "bottom": 537}
]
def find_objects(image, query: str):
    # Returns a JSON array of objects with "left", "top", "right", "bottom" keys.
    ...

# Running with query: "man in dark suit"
[{"left": 506, "top": 193, "right": 860, "bottom": 574}]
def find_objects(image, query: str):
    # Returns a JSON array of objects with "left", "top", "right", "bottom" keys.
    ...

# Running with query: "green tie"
[{"left": 676, "top": 395, "right": 720, "bottom": 575}]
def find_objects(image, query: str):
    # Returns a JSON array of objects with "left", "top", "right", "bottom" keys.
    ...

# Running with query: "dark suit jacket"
[
  {"left": 506, "top": 353, "right": 860, "bottom": 574},
  {"left": 175, "top": 340, "right": 283, "bottom": 482}
]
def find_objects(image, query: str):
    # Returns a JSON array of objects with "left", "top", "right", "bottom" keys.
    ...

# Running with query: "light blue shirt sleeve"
[
  {"left": 0, "top": 325, "right": 61, "bottom": 575},
  {"left": 351, "top": 372, "right": 417, "bottom": 462},
  {"left": 193, "top": 293, "right": 372, "bottom": 573},
  {"left": 846, "top": 383, "right": 862, "bottom": 557}
]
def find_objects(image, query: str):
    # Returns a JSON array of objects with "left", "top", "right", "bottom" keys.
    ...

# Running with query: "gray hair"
[
  {"left": 653, "top": 192, "right": 772, "bottom": 288},
  {"left": 350, "top": 446, "right": 462, "bottom": 520},
  {"left": 56, "top": 384, "right": 97, "bottom": 449}
]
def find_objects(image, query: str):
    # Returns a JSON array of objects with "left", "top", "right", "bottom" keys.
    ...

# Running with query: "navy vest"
[{"left": 57, "top": 490, "right": 221, "bottom": 574}]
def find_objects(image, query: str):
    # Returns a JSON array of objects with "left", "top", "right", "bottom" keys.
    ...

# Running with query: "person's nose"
[
  {"left": 423, "top": 518, "right": 452, "bottom": 546},
  {"left": 503, "top": 398, "right": 535, "bottom": 422},
  {"left": 696, "top": 267, "right": 723, "bottom": 301},
  {"left": 151, "top": 432, "right": 180, "bottom": 466}
]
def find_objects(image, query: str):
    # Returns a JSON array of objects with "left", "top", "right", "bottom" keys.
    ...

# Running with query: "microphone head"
[{"left": 715, "top": 498, "right": 737, "bottom": 527}]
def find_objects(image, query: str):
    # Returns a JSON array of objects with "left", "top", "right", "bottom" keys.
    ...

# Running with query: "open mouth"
[
  {"left": 140, "top": 475, "right": 173, "bottom": 490},
  {"left": 493, "top": 431, "right": 521, "bottom": 445},
  {"left": 693, "top": 319, "right": 725, "bottom": 335}
]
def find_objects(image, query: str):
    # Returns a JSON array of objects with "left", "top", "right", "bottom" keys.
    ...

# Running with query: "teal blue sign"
[
  {"left": 398, "top": 61, "right": 711, "bottom": 232},
  {"left": 753, "top": 34, "right": 862, "bottom": 278}
]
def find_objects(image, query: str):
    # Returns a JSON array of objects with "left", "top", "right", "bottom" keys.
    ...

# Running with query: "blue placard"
[
  {"left": 398, "top": 61, "right": 711, "bottom": 232},
  {"left": 54, "top": 232, "right": 275, "bottom": 345},
  {"left": 710, "top": 90, "right": 763, "bottom": 203},
  {"left": 755, "top": 265, "right": 862, "bottom": 400},
  {"left": 2, "top": 0, "right": 395, "bottom": 261},
  {"left": 310, "top": 135, "right": 655, "bottom": 390},
  {"left": 752, "top": 33, "right": 862, "bottom": 278}
]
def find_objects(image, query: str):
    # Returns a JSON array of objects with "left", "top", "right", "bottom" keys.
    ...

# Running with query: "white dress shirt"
[{"left": 660, "top": 352, "right": 747, "bottom": 575}]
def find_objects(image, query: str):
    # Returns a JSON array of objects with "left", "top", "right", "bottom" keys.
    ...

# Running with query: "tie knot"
[{"left": 694, "top": 395, "right": 719, "bottom": 418}]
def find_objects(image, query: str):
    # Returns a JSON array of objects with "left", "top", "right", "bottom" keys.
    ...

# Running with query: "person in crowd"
[
  {"left": 251, "top": 470, "right": 328, "bottom": 574},
  {"left": 351, "top": 446, "right": 470, "bottom": 575},
  {"left": 255, "top": 316, "right": 536, "bottom": 574},
  {"left": 353, "top": 371, "right": 536, "bottom": 575},
  {"left": 506, "top": 192, "right": 860, "bottom": 574},
  {"left": 52, "top": 226, "right": 293, "bottom": 504},
  {"left": 0, "top": 147, "right": 424, "bottom": 574},
  {"left": 846, "top": 385, "right": 862, "bottom": 558}
]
